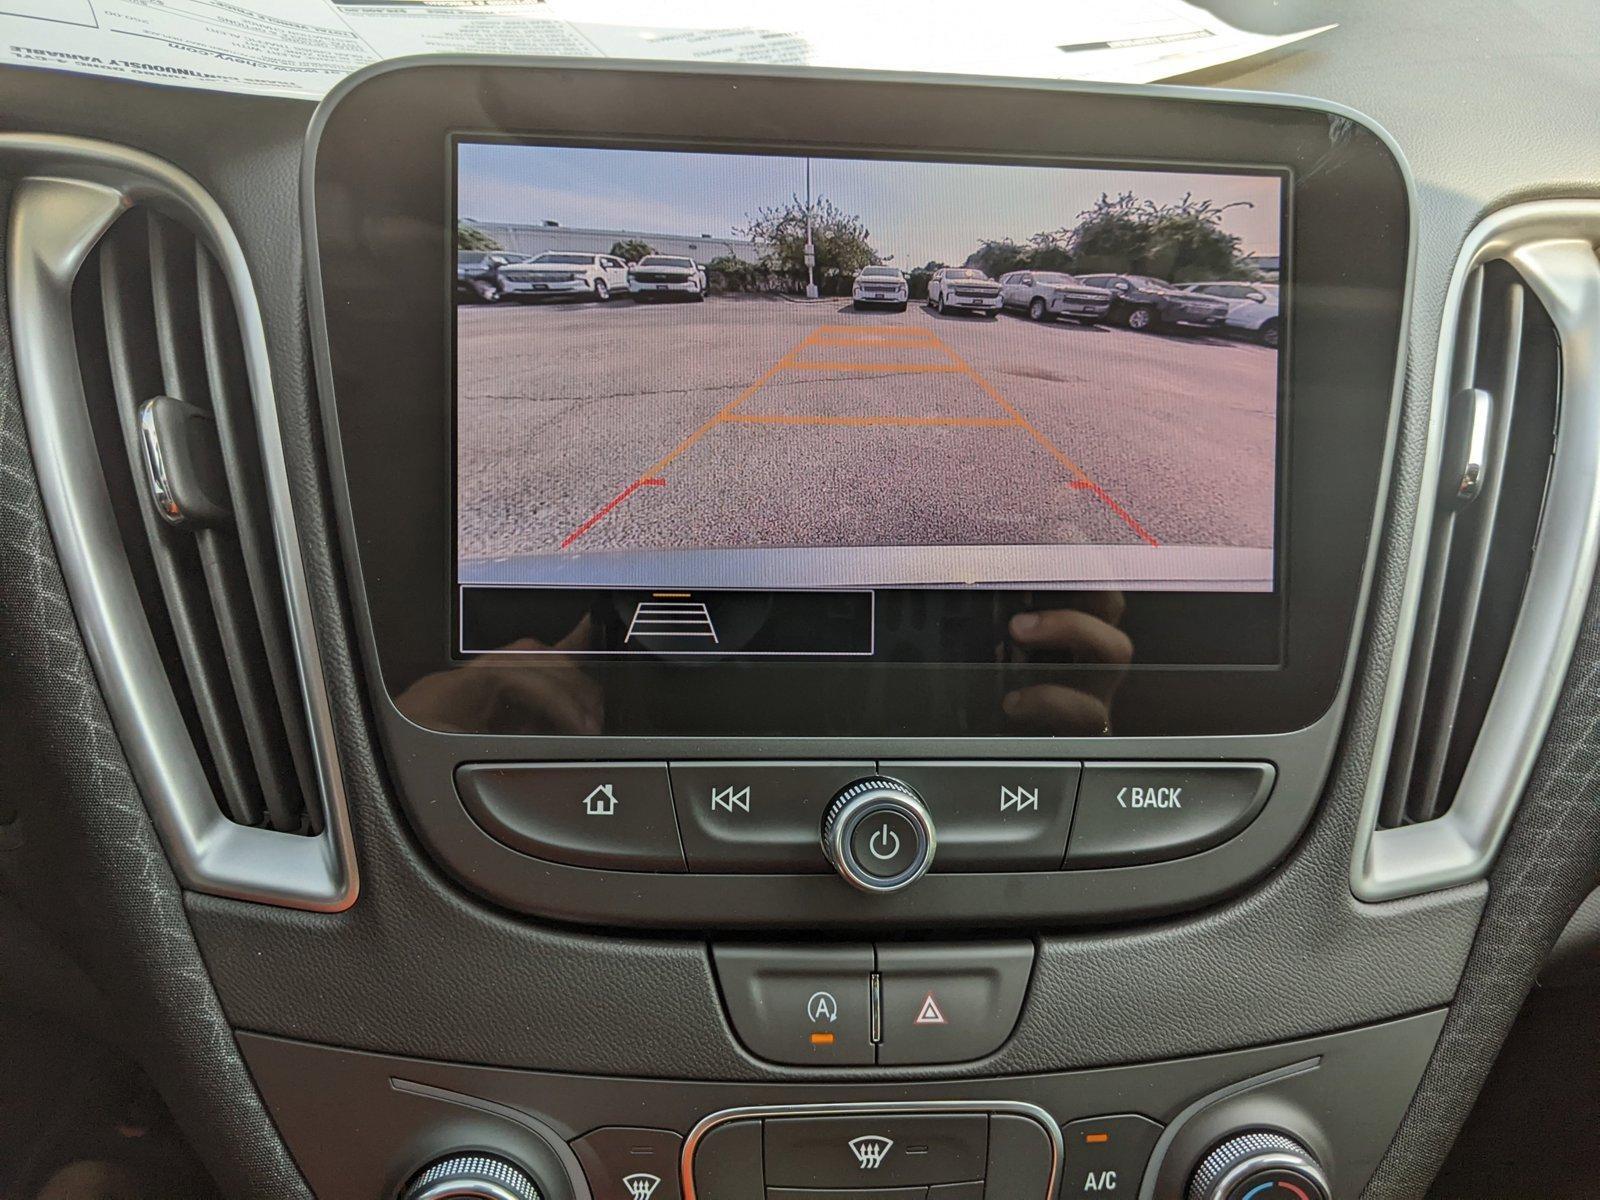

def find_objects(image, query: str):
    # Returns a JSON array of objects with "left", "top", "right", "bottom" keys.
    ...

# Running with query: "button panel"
[
  {"left": 714, "top": 942, "right": 1033, "bottom": 1067},
  {"left": 458, "top": 760, "right": 1275, "bottom": 876}
]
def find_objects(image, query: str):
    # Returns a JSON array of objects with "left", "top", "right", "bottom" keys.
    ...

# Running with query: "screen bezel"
[
  {"left": 308, "top": 60, "right": 1409, "bottom": 740},
  {"left": 447, "top": 134, "right": 1294, "bottom": 666}
]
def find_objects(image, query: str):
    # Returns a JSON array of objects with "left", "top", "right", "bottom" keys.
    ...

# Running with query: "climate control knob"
[
  {"left": 399, "top": 1153, "right": 542, "bottom": 1200},
  {"left": 822, "top": 777, "right": 936, "bottom": 893},
  {"left": 1187, "top": 1131, "right": 1329, "bottom": 1200}
]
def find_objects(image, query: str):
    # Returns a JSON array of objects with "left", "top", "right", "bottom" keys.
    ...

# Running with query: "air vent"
[
  {"left": 6, "top": 134, "right": 355, "bottom": 909},
  {"left": 1378, "top": 262, "right": 1559, "bottom": 829},
  {"left": 70, "top": 208, "right": 318, "bottom": 834},
  {"left": 1355, "top": 204, "right": 1600, "bottom": 901}
]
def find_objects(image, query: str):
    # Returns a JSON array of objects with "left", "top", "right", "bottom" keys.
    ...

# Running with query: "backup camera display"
[{"left": 454, "top": 140, "right": 1283, "bottom": 598}]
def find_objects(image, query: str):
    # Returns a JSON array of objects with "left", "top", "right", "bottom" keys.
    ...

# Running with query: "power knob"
[
  {"left": 822, "top": 776, "right": 936, "bottom": 893},
  {"left": 399, "top": 1153, "right": 542, "bottom": 1200},
  {"left": 1187, "top": 1131, "right": 1329, "bottom": 1200}
]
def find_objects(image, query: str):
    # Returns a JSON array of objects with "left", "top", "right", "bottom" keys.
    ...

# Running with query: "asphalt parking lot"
[{"left": 456, "top": 295, "right": 1278, "bottom": 573}]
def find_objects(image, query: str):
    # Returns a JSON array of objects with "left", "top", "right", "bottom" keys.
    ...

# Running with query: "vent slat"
[
  {"left": 195, "top": 252, "right": 320, "bottom": 832},
  {"left": 1380, "top": 261, "right": 1558, "bottom": 829},
  {"left": 145, "top": 213, "right": 210, "bottom": 406},
  {"left": 1404, "top": 284, "right": 1524, "bottom": 824},
  {"left": 99, "top": 215, "right": 267, "bottom": 828}
]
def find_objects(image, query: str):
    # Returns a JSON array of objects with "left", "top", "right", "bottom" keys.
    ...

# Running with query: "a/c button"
[{"left": 1064, "top": 763, "right": 1274, "bottom": 867}]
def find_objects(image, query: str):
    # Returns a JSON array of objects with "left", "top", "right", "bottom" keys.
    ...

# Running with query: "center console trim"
[{"left": 680, "top": 1100, "right": 1063, "bottom": 1200}]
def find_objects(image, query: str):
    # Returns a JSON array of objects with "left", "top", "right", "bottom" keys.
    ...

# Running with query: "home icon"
[{"left": 583, "top": 783, "right": 619, "bottom": 817}]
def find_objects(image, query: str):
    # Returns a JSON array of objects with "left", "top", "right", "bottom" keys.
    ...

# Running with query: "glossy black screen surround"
[{"left": 308, "top": 61, "right": 1409, "bottom": 740}]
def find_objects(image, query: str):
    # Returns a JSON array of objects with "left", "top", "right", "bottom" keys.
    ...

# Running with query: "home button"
[{"left": 456, "top": 763, "right": 686, "bottom": 871}]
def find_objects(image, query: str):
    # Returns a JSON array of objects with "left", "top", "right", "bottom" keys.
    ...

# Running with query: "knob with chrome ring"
[
  {"left": 822, "top": 776, "right": 936, "bottom": 893},
  {"left": 1187, "top": 1131, "right": 1329, "bottom": 1200},
  {"left": 399, "top": 1152, "right": 542, "bottom": 1200}
]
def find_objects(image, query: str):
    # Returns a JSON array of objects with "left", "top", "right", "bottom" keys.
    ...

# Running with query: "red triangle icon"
[{"left": 914, "top": 992, "right": 947, "bottom": 1025}]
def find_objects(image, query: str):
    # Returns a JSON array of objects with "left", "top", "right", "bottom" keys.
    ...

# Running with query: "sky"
[{"left": 458, "top": 141, "right": 1283, "bottom": 268}]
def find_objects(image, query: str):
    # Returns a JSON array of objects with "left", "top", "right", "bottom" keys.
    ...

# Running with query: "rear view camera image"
[{"left": 455, "top": 141, "right": 1283, "bottom": 593}]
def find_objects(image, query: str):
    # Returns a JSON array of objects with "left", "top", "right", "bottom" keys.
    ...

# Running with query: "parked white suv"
[
  {"left": 627, "top": 255, "right": 707, "bottom": 301},
  {"left": 498, "top": 252, "right": 629, "bottom": 302},
  {"left": 926, "top": 267, "right": 1002, "bottom": 316},
  {"left": 852, "top": 265, "right": 909, "bottom": 311},
  {"left": 1176, "top": 281, "right": 1280, "bottom": 346},
  {"left": 998, "top": 270, "right": 1114, "bottom": 323}
]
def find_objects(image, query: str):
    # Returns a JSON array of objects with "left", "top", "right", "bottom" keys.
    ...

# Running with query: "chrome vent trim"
[
  {"left": 5, "top": 134, "right": 357, "bottom": 911},
  {"left": 1354, "top": 202, "right": 1600, "bottom": 901}
]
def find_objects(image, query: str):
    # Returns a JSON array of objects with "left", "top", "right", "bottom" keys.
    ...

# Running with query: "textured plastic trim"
[
  {"left": 4, "top": 134, "right": 357, "bottom": 911},
  {"left": 1354, "top": 203, "right": 1600, "bottom": 900}
]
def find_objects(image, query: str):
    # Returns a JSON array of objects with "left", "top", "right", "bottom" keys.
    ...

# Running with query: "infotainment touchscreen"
[{"left": 453, "top": 139, "right": 1286, "bottom": 657}]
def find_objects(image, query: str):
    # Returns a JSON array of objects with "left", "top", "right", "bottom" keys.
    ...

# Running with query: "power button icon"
[
  {"left": 868, "top": 821, "right": 902, "bottom": 861},
  {"left": 822, "top": 778, "right": 936, "bottom": 893}
]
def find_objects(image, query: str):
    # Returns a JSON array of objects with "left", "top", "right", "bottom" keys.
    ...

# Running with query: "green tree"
[
  {"left": 704, "top": 254, "right": 776, "bottom": 294},
  {"left": 609, "top": 239, "right": 655, "bottom": 263},
  {"left": 906, "top": 260, "right": 947, "bottom": 300},
  {"left": 963, "top": 239, "right": 1033, "bottom": 279},
  {"left": 738, "top": 195, "right": 880, "bottom": 295},
  {"left": 456, "top": 222, "right": 502, "bottom": 251},
  {"left": 1061, "top": 191, "right": 1255, "bottom": 281}
]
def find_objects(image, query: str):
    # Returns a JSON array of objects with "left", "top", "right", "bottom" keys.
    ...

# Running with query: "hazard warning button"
[{"left": 876, "top": 942, "right": 1035, "bottom": 1065}]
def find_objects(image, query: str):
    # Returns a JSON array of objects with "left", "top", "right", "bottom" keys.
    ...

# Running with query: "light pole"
[{"left": 803, "top": 157, "right": 818, "bottom": 299}]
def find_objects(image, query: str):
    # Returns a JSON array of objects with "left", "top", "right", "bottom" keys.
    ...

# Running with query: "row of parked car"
[
  {"left": 456, "top": 250, "right": 709, "bottom": 303},
  {"left": 851, "top": 265, "right": 1280, "bottom": 345}
]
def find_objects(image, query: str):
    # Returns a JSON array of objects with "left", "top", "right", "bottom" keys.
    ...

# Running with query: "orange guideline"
[{"left": 558, "top": 320, "right": 1159, "bottom": 548}]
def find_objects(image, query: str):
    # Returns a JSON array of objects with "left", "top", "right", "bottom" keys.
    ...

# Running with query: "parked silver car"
[
  {"left": 927, "top": 267, "right": 1002, "bottom": 316},
  {"left": 998, "top": 270, "right": 1114, "bottom": 323},
  {"left": 1176, "top": 281, "right": 1281, "bottom": 346},
  {"left": 498, "top": 252, "right": 629, "bottom": 301}
]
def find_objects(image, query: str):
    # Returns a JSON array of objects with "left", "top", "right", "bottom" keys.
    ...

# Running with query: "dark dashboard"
[{"left": 2, "top": 5, "right": 1599, "bottom": 1200}]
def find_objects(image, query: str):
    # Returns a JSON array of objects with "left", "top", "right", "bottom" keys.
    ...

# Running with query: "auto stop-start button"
[{"left": 1064, "top": 763, "right": 1274, "bottom": 867}]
